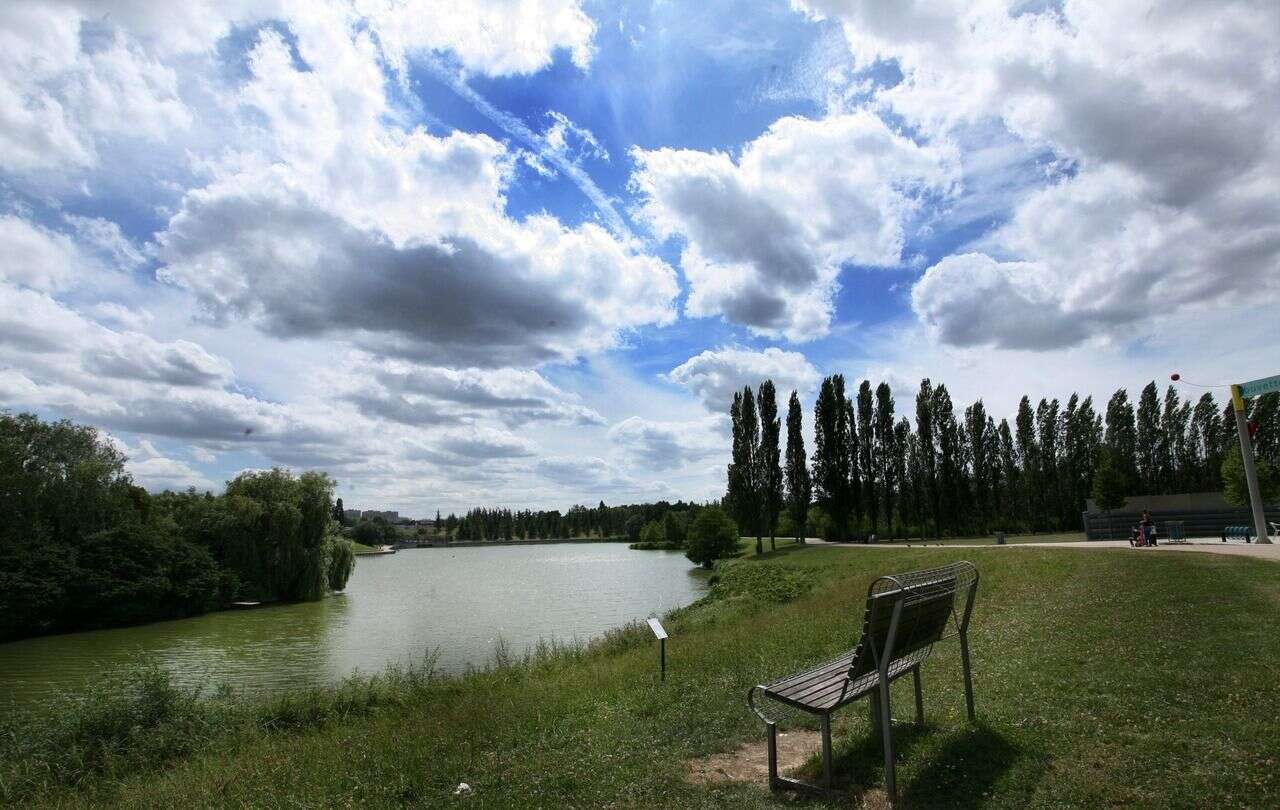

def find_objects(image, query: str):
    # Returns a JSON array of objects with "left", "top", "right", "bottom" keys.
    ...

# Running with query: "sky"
[{"left": 1, "top": 0, "right": 1277, "bottom": 516}]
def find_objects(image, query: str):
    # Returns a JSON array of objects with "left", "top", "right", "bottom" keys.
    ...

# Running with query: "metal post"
[
  {"left": 912, "top": 666, "right": 925, "bottom": 725},
  {"left": 660, "top": 637, "right": 666, "bottom": 681},
  {"left": 820, "top": 713, "right": 833, "bottom": 788},
  {"left": 1231, "top": 384, "right": 1272, "bottom": 544},
  {"left": 959, "top": 628, "right": 976, "bottom": 722},
  {"left": 766, "top": 721, "right": 778, "bottom": 788}
]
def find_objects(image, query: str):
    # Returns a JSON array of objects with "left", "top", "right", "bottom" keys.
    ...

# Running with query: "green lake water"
[{"left": 0, "top": 543, "right": 706, "bottom": 708}]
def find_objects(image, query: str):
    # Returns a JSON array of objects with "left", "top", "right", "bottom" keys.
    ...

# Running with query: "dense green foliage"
[
  {"left": 1221, "top": 444, "right": 1280, "bottom": 507},
  {"left": 684, "top": 506, "right": 739, "bottom": 568},
  {"left": 6, "top": 546, "right": 1279, "bottom": 807},
  {"left": 783, "top": 391, "right": 810, "bottom": 542},
  {"left": 441, "top": 501, "right": 704, "bottom": 543},
  {"left": 0, "top": 412, "right": 354, "bottom": 641},
  {"left": 745, "top": 380, "right": 1277, "bottom": 541}
]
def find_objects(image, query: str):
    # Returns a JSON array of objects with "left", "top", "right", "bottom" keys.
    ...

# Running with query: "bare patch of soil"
[
  {"left": 685, "top": 729, "right": 823, "bottom": 786},
  {"left": 686, "top": 732, "right": 892, "bottom": 808}
]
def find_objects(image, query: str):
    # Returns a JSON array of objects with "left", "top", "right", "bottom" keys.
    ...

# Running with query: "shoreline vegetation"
[
  {"left": 4, "top": 542, "right": 1277, "bottom": 807},
  {"left": 0, "top": 412, "right": 356, "bottom": 643}
]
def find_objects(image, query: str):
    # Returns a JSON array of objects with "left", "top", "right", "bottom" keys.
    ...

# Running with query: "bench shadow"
[
  {"left": 788, "top": 722, "right": 1020, "bottom": 807},
  {"left": 899, "top": 723, "right": 1020, "bottom": 808}
]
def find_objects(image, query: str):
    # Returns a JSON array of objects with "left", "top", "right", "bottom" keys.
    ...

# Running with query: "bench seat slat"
[{"left": 762, "top": 652, "right": 918, "bottom": 712}]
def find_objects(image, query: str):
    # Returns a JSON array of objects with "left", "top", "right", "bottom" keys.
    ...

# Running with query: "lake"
[{"left": 0, "top": 543, "right": 706, "bottom": 708}]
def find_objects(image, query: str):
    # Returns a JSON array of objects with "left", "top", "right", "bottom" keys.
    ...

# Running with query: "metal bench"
[
  {"left": 1223, "top": 525, "right": 1254, "bottom": 543},
  {"left": 748, "top": 561, "right": 978, "bottom": 799}
]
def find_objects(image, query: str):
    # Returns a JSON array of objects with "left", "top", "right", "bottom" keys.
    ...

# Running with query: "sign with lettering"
[
  {"left": 647, "top": 617, "right": 668, "bottom": 640},
  {"left": 1238, "top": 374, "right": 1280, "bottom": 399}
]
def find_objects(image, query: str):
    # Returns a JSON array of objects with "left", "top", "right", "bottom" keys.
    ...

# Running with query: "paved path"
[{"left": 812, "top": 538, "right": 1280, "bottom": 562}]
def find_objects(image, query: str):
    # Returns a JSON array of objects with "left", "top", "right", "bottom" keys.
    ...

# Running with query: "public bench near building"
[{"left": 748, "top": 561, "right": 979, "bottom": 799}]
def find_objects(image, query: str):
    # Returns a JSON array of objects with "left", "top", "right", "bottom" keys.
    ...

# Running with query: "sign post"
[
  {"left": 1231, "top": 374, "right": 1279, "bottom": 545},
  {"left": 647, "top": 617, "right": 668, "bottom": 681}
]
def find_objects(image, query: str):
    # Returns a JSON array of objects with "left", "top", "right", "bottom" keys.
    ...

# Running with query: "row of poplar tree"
[{"left": 726, "top": 377, "right": 1280, "bottom": 542}]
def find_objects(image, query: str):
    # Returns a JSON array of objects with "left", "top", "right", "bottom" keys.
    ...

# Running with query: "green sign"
[{"left": 1238, "top": 374, "right": 1280, "bottom": 399}]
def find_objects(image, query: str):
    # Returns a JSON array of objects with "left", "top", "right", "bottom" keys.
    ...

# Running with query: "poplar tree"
[
  {"left": 757, "top": 380, "right": 783, "bottom": 551},
  {"left": 915, "top": 379, "right": 939, "bottom": 539},
  {"left": 784, "top": 391, "right": 811, "bottom": 544},
  {"left": 932, "top": 384, "right": 962, "bottom": 536},
  {"left": 964, "top": 401, "right": 992, "bottom": 530},
  {"left": 1105, "top": 389, "right": 1138, "bottom": 489},
  {"left": 812, "top": 375, "right": 854, "bottom": 541},
  {"left": 874, "top": 382, "right": 897, "bottom": 538},
  {"left": 1015, "top": 396, "right": 1039, "bottom": 529},
  {"left": 891, "top": 417, "right": 910, "bottom": 538},
  {"left": 1037, "top": 398, "right": 1060, "bottom": 528},
  {"left": 1135, "top": 381, "right": 1161, "bottom": 494},
  {"left": 857, "top": 380, "right": 877, "bottom": 536}
]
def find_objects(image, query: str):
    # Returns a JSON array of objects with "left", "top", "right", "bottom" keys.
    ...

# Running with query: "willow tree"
[{"left": 223, "top": 469, "right": 344, "bottom": 602}]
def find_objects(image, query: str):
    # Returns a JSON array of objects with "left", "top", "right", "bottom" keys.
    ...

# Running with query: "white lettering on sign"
[{"left": 647, "top": 617, "right": 668, "bottom": 640}]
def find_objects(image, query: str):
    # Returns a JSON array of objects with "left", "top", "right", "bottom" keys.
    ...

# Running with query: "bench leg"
[
  {"left": 766, "top": 721, "right": 778, "bottom": 788},
  {"left": 912, "top": 666, "right": 925, "bottom": 725},
  {"left": 820, "top": 713, "right": 833, "bottom": 789},
  {"left": 878, "top": 681, "right": 896, "bottom": 801},
  {"left": 960, "top": 629, "right": 976, "bottom": 722}
]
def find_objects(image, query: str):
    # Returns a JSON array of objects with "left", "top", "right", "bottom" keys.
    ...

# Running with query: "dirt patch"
[
  {"left": 686, "top": 729, "right": 823, "bottom": 786},
  {"left": 686, "top": 732, "right": 892, "bottom": 808}
]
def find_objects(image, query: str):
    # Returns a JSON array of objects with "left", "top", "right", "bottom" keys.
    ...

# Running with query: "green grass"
[
  {"left": 871, "top": 530, "right": 1089, "bottom": 546},
  {"left": 5, "top": 544, "right": 1279, "bottom": 807},
  {"left": 347, "top": 540, "right": 381, "bottom": 554}
]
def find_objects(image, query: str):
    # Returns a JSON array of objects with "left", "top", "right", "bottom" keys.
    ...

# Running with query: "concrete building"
[
  {"left": 343, "top": 509, "right": 362, "bottom": 524},
  {"left": 361, "top": 509, "right": 400, "bottom": 523}
]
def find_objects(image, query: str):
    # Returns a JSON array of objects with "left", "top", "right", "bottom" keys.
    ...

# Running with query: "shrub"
[{"left": 685, "top": 507, "right": 739, "bottom": 569}]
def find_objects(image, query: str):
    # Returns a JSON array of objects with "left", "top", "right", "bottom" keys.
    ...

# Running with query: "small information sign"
[{"left": 647, "top": 617, "right": 668, "bottom": 640}]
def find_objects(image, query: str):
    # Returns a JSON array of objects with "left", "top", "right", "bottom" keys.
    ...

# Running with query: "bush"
[{"left": 685, "top": 507, "right": 739, "bottom": 569}]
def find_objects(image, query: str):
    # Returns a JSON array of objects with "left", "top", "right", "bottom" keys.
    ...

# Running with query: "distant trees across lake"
[
  {"left": 727, "top": 378, "right": 1280, "bottom": 542},
  {"left": 0, "top": 412, "right": 355, "bottom": 642},
  {"left": 439, "top": 501, "right": 706, "bottom": 544}
]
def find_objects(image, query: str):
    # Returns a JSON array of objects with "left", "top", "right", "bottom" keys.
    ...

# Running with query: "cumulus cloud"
[
  {"left": 667, "top": 346, "right": 820, "bottom": 412},
  {"left": 354, "top": 0, "right": 596, "bottom": 77},
  {"left": 608, "top": 416, "right": 724, "bottom": 472},
  {"left": 631, "top": 111, "right": 956, "bottom": 341},
  {"left": 0, "top": 215, "right": 84, "bottom": 292},
  {"left": 356, "top": 365, "right": 605, "bottom": 427},
  {"left": 797, "top": 0, "right": 1280, "bottom": 349},
  {"left": 156, "top": 26, "right": 676, "bottom": 367}
]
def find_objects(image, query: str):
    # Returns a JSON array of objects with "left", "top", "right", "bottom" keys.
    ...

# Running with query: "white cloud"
[
  {"left": 667, "top": 346, "right": 820, "bottom": 412},
  {"left": 797, "top": 0, "right": 1280, "bottom": 349},
  {"left": 631, "top": 110, "right": 956, "bottom": 340},
  {"left": 156, "top": 26, "right": 677, "bottom": 367},
  {"left": 0, "top": 215, "right": 85, "bottom": 292},
  {"left": 608, "top": 415, "right": 725, "bottom": 472},
  {"left": 354, "top": 0, "right": 596, "bottom": 77}
]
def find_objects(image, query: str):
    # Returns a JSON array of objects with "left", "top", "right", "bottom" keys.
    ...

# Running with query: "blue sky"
[{"left": 1, "top": 0, "right": 1277, "bottom": 515}]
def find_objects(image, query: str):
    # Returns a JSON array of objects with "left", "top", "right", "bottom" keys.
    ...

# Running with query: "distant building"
[
  {"left": 361, "top": 509, "right": 400, "bottom": 523},
  {"left": 343, "top": 509, "right": 362, "bottom": 524}
]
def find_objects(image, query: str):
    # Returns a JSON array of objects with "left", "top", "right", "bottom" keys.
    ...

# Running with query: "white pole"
[{"left": 1231, "top": 384, "right": 1271, "bottom": 544}]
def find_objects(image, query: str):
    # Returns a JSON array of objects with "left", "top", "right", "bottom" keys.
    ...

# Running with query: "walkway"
[{"left": 811, "top": 538, "right": 1280, "bottom": 562}]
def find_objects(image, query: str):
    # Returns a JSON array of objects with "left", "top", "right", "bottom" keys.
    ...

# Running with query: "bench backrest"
[{"left": 847, "top": 562, "right": 978, "bottom": 681}]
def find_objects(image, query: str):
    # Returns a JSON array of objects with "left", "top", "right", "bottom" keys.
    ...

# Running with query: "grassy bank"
[{"left": 6, "top": 543, "right": 1279, "bottom": 807}]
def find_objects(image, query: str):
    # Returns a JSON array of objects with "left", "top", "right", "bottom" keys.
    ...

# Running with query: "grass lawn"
[
  {"left": 348, "top": 539, "right": 381, "bottom": 554},
  {"left": 7, "top": 544, "right": 1279, "bottom": 807}
]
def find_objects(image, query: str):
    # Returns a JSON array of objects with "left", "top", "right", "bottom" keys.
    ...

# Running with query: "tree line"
[
  {"left": 439, "top": 501, "right": 706, "bottom": 543},
  {"left": 0, "top": 412, "right": 356, "bottom": 641},
  {"left": 727, "top": 378, "right": 1280, "bottom": 543}
]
